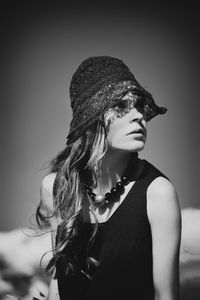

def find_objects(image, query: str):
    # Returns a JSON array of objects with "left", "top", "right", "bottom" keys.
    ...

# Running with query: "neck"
[{"left": 93, "top": 150, "right": 138, "bottom": 193}]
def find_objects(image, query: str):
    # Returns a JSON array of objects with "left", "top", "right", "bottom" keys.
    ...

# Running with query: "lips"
[{"left": 127, "top": 128, "right": 145, "bottom": 135}]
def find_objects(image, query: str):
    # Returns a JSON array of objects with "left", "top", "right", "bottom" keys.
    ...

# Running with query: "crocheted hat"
[{"left": 66, "top": 56, "right": 167, "bottom": 144}]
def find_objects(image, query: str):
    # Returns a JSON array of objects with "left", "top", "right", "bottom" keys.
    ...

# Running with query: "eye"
[
  {"left": 135, "top": 97, "right": 145, "bottom": 111},
  {"left": 115, "top": 100, "right": 129, "bottom": 110}
]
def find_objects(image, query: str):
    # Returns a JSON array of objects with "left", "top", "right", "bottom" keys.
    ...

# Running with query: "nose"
[{"left": 130, "top": 107, "right": 144, "bottom": 122}]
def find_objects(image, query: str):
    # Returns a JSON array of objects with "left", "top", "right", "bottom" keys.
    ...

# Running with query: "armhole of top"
[{"left": 142, "top": 160, "right": 171, "bottom": 228}]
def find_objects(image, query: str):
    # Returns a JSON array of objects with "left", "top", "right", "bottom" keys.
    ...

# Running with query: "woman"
[{"left": 37, "top": 56, "right": 181, "bottom": 300}]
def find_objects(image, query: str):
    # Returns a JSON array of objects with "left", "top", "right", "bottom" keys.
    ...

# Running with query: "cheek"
[
  {"left": 107, "top": 133, "right": 120, "bottom": 149},
  {"left": 106, "top": 121, "right": 125, "bottom": 147},
  {"left": 104, "top": 108, "right": 128, "bottom": 136},
  {"left": 104, "top": 109, "right": 119, "bottom": 128}
]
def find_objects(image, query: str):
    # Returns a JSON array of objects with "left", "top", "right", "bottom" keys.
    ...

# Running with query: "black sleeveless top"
[{"left": 54, "top": 159, "right": 169, "bottom": 300}]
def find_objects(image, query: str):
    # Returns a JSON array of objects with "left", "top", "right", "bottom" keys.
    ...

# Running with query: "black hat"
[{"left": 67, "top": 56, "right": 167, "bottom": 144}]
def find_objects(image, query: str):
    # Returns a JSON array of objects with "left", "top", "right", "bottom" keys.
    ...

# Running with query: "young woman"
[{"left": 37, "top": 56, "right": 181, "bottom": 300}]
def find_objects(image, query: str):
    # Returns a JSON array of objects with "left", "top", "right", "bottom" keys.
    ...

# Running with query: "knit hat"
[{"left": 66, "top": 56, "right": 167, "bottom": 144}]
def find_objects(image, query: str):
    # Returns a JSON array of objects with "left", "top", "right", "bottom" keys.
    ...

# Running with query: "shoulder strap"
[{"left": 142, "top": 159, "right": 169, "bottom": 185}]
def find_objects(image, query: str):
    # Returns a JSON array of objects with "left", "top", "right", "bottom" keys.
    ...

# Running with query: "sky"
[{"left": 1, "top": 1, "right": 199, "bottom": 230}]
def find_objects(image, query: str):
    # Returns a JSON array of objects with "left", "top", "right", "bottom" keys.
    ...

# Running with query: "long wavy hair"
[{"left": 36, "top": 118, "right": 108, "bottom": 278}]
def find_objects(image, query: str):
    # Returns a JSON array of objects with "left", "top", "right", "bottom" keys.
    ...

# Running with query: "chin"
[
  {"left": 112, "top": 141, "right": 146, "bottom": 152},
  {"left": 126, "top": 140, "right": 146, "bottom": 152},
  {"left": 134, "top": 145, "right": 145, "bottom": 152},
  {"left": 128, "top": 145, "right": 145, "bottom": 152}
]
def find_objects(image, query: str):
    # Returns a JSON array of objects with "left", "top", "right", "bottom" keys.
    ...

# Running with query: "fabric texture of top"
[{"left": 54, "top": 159, "right": 169, "bottom": 300}]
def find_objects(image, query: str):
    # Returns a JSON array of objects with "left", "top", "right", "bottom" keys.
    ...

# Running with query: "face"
[{"left": 104, "top": 91, "right": 147, "bottom": 152}]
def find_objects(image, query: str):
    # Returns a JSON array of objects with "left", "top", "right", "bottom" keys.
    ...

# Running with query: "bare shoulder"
[
  {"left": 41, "top": 172, "right": 57, "bottom": 193},
  {"left": 146, "top": 176, "right": 181, "bottom": 226},
  {"left": 40, "top": 172, "right": 57, "bottom": 211}
]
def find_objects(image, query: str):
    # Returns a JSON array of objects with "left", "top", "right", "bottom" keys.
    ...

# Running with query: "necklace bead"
[
  {"left": 111, "top": 187, "right": 118, "bottom": 196},
  {"left": 94, "top": 194, "right": 105, "bottom": 206},
  {"left": 121, "top": 176, "right": 130, "bottom": 185},
  {"left": 116, "top": 181, "right": 125, "bottom": 194},
  {"left": 105, "top": 192, "right": 111, "bottom": 201},
  {"left": 90, "top": 193, "right": 96, "bottom": 200}
]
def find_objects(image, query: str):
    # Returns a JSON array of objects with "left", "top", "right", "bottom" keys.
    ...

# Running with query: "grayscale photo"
[{"left": 1, "top": 2, "right": 199, "bottom": 300}]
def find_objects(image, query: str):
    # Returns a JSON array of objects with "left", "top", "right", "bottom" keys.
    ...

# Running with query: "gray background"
[{"left": 1, "top": 2, "right": 199, "bottom": 230}]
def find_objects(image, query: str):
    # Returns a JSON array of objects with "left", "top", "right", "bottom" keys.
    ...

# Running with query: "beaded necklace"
[
  {"left": 84, "top": 154, "right": 140, "bottom": 207},
  {"left": 85, "top": 175, "right": 130, "bottom": 207}
]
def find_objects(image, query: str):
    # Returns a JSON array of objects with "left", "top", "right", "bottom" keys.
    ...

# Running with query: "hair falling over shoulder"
[{"left": 36, "top": 120, "right": 108, "bottom": 278}]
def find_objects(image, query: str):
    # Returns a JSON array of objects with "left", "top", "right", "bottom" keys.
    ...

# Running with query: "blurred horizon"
[{"left": 0, "top": 207, "right": 200, "bottom": 299}]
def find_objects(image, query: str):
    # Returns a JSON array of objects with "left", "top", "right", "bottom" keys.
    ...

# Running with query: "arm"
[
  {"left": 40, "top": 173, "right": 60, "bottom": 300},
  {"left": 147, "top": 177, "right": 182, "bottom": 300}
]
